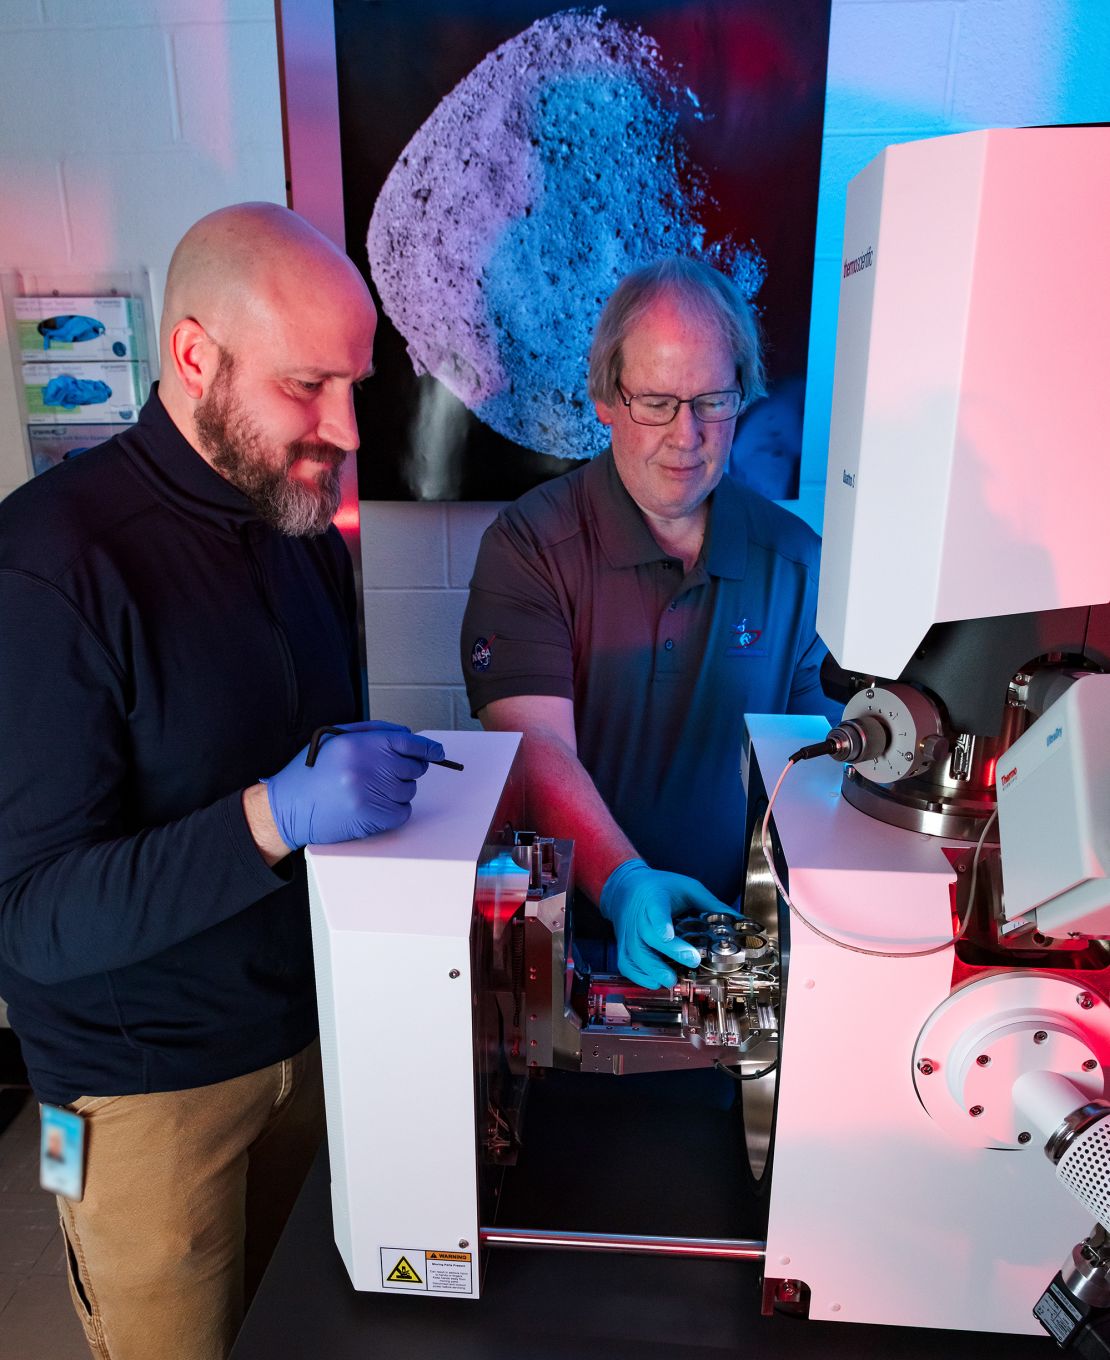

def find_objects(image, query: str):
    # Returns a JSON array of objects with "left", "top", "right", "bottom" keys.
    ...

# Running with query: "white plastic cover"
[{"left": 819, "top": 128, "right": 1110, "bottom": 679}]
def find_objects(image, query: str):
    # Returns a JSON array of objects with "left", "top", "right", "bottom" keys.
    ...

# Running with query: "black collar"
[{"left": 119, "top": 385, "right": 262, "bottom": 536}]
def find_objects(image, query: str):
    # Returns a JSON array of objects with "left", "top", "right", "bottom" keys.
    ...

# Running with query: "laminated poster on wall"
[{"left": 330, "top": 0, "right": 831, "bottom": 501}]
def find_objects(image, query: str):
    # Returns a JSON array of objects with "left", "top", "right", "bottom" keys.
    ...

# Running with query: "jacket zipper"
[{"left": 240, "top": 526, "right": 302, "bottom": 733}]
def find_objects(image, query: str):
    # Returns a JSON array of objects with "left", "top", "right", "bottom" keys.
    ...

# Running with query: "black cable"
[
  {"left": 715, "top": 1058, "right": 778, "bottom": 1082},
  {"left": 788, "top": 736, "right": 836, "bottom": 763}
]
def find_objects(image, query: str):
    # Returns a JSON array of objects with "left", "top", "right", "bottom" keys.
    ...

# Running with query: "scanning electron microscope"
[{"left": 308, "top": 125, "right": 1110, "bottom": 1344}]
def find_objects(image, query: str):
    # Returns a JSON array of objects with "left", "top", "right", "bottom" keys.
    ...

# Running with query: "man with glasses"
[{"left": 461, "top": 258, "right": 833, "bottom": 989}]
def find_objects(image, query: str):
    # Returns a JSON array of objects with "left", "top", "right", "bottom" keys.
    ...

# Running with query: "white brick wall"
[
  {"left": 361, "top": 501, "right": 500, "bottom": 733},
  {"left": 0, "top": 0, "right": 285, "bottom": 499},
  {"left": 2, "top": 0, "right": 1107, "bottom": 729}
]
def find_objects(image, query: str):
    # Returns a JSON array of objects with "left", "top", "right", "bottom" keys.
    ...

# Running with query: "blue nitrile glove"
[
  {"left": 42, "top": 375, "right": 112, "bottom": 409},
  {"left": 38, "top": 314, "right": 105, "bottom": 348},
  {"left": 599, "top": 858, "right": 739, "bottom": 989},
  {"left": 262, "top": 721, "right": 445, "bottom": 849}
]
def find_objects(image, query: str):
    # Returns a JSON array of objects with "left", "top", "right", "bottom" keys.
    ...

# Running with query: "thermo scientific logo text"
[{"left": 843, "top": 247, "right": 874, "bottom": 278}]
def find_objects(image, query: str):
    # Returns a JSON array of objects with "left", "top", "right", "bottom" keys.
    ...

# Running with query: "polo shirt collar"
[
  {"left": 584, "top": 447, "right": 750, "bottom": 579},
  {"left": 704, "top": 471, "right": 750, "bottom": 581},
  {"left": 583, "top": 449, "right": 667, "bottom": 568}
]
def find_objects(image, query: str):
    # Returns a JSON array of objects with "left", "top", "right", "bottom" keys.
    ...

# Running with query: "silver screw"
[
  {"left": 449, "top": 969, "right": 460, "bottom": 979},
  {"left": 1018, "top": 1132, "right": 1032, "bottom": 1144},
  {"left": 1077, "top": 992, "right": 1096, "bottom": 1010},
  {"left": 969, "top": 1105, "right": 984, "bottom": 1118},
  {"left": 458, "top": 1239, "right": 469, "bottom": 1249},
  {"left": 917, "top": 1058, "right": 936, "bottom": 1075},
  {"left": 1033, "top": 1030, "right": 1048, "bottom": 1044},
  {"left": 976, "top": 1054, "right": 991, "bottom": 1067}
]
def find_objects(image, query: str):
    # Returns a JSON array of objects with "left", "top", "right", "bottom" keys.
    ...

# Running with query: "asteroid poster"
[{"left": 335, "top": 0, "right": 831, "bottom": 501}]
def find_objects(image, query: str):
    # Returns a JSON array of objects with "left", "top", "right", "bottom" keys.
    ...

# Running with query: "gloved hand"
[
  {"left": 599, "top": 858, "right": 739, "bottom": 989},
  {"left": 263, "top": 721, "right": 445, "bottom": 849}
]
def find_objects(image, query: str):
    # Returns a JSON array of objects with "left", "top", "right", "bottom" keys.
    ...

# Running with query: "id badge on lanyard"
[{"left": 40, "top": 1104, "right": 86, "bottom": 1201}]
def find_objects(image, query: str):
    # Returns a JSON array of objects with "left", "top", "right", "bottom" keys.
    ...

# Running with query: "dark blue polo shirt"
[{"left": 462, "top": 450, "right": 835, "bottom": 903}]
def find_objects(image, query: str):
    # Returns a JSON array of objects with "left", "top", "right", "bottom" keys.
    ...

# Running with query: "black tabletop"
[{"left": 231, "top": 1068, "right": 1054, "bottom": 1359}]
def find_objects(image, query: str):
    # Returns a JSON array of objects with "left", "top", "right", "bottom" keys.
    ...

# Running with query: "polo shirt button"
[{"left": 664, "top": 638, "right": 674, "bottom": 651}]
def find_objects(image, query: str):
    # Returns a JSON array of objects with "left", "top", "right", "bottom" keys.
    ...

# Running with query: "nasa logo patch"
[
  {"left": 726, "top": 618, "right": 766, "bottom": 657},
  {"left": 470, "top": 636, "right": 493, "bottom": 672}
]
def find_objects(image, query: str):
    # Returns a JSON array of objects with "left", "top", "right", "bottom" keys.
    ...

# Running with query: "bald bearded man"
[{"left": 0, "top": 204, "right": 443, "bottom": 1359}]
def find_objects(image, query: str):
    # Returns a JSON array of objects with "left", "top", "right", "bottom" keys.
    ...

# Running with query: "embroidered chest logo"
[
  {"left": 470, "top": 635, "right": 494, "bottom": 672},
  {"left": 727, "top": 618, "right": 764, "bottom": 656}
]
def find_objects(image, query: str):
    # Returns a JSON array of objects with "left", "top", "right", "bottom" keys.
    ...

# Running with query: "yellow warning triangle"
[{"left": 387, "top": 1255, "right": 423, "bottom": 1284}]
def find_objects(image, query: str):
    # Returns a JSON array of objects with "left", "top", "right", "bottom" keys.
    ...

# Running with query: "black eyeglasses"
[{"left": 617, "top": 380, "right": 745, "bottom": 426}]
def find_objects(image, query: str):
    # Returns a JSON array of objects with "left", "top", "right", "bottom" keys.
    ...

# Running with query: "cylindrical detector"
[
  {"left": 1014, "top": 1070, "right": 1110, "bottom": 1226},
  {"left": 1013, "top": 1071, "right": 1098, "bottom": 1143},
  {"left": 1057, "top": 1117, "right": 1110, "bottom": 1230}
]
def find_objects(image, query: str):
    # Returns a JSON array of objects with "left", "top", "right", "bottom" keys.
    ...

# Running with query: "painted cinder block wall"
[
  {"left": 0, "top": 0, "right": 288, "bottom": 500},
  {"left": 0, "top": 1, "right": 1107, "bottom": 737}
]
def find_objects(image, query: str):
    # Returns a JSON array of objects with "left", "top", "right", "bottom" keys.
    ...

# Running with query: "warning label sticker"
[
  {"left": 427, "top": 1251, "right": 472, "bottom": 1293},
  {"left": 380, "top": 1247, "right": 473, "bottom": 1295},
  {"left": 386, "top": 1255, "right": 423, "bottom": 1285}
]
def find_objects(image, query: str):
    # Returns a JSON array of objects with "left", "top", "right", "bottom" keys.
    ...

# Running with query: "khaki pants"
[{"left": 56, "top": 1040, "right": 324, "bottom": 1360}]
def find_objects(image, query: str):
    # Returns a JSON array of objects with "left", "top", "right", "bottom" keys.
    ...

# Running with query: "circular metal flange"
[
  {"left": 736, "top": 809, "right": 784, "bottom": 1184},
  {"left": 841, "top": 766, "right": 998, "bottom": 841},
  {"left": 913, "top": 972, "right": 1110, "bottom": 1148},
  {"left": 842, "top": 683, "right": 945, "bottom": 783}
]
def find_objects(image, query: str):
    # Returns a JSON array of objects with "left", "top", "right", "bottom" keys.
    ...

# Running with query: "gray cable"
[{"left": 759, "top": 757, "right": 998, "bottom": 960}]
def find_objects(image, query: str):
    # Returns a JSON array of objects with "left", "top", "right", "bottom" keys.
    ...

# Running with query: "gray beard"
[
  {"left": 231, "top": 454, "right": 343, "bottom": 538},
  {"left": 195, "top": 362, "right": 344, "bottom": 537}
]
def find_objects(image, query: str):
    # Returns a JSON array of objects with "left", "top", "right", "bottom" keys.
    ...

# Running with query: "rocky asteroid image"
[{"left": 367, "top": 7, "right": 764, "bottom": 461}]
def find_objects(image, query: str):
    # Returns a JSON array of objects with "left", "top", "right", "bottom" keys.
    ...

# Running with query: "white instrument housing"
[{"left": 819, "top": 127, "right": 1110, "bottom": 681}]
